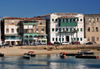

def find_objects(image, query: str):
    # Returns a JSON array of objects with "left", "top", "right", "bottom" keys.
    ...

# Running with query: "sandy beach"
[{"left": 0, "top": 46, "right": 99, "bottom": 56}]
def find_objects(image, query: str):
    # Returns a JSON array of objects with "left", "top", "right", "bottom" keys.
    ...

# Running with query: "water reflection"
[{"left": 0, "top": 53, "right": 100, "bottom": 69}]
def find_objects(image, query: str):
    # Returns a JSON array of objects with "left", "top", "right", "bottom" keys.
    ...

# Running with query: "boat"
[
  {"left": 23, "top": 53, "right": 31, "bottom": 59},
  {"left": 60, "top": 52, "right": 66, "bottom": 58},
  {"left": 66, "top": 53, "right": 83, "bottom": 56},
  {"left": 0, "top": 53, "right": 4, "bottom": 57},
  {"left": 76, "top": 55, "right": 99, "bottom": 59},
  {"left": 27, "top": 51, "right": 36, "bottom": 57},
  {"left": 80, "top": 50, "right": 94, "bottom": 54}
]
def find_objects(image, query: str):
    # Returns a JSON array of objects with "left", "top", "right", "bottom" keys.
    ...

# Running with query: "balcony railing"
[
  {"left": 59, "top": 30, "right": 77, "bottom": 33},
  {"left": 23, "top": 22, "right": 38, "bottom": 25},
  {"left": 59, "top": 22, "right": 77, "bottom": 27}
]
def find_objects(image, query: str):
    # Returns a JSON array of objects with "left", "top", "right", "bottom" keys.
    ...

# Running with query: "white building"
[{"left": 42, "top": 13, "right": 85, "bottom": 44}]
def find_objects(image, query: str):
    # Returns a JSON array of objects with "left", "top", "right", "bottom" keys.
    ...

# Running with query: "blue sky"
[{"left": 0, "top": 0, "right": 100, "bottom": 17}]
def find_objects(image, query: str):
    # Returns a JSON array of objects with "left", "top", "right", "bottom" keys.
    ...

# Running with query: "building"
[
  {"left": 19, "top": 17, "right": 47, "bottom": 45},
  {"left": 1, "top": 17, "right": 22, "bottom": 45},
  {"left": 41, "top": 13, "right": 85, "bottom": 44},
  {"left": 84, "top": 14, "right": 100, "bottom": 44},
  {"left": 1, "top": 17, "right": 47, "bottom": 45}
]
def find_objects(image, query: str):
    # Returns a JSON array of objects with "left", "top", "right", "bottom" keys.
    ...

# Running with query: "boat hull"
[
  {"left": 66, "top": 53, "right": 82, "bottom": 56},
  {"left": 76, "top": 56, "right": 99, "bottom": 59},
  {"left": 0, "top": 54, "right": 4, "bottom": 57}
]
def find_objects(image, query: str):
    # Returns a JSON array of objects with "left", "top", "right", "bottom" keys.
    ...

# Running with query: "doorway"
[{"left": 66, "top": 36, "right": 69, "bottom": 42}]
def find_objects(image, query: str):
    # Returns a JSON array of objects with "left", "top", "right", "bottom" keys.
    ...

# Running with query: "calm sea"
[{"left": 0, "top": 53, "right": 100, "bottom": 69}]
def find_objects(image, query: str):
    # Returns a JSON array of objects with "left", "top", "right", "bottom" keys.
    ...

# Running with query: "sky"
[{"left": 0, "top": 0, "right": 100, "bottom": 17}]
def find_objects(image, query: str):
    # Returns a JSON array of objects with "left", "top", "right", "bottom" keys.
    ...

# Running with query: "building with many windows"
[
  {"left": 1, "top": 17, "right": 22, "bottom": 45},
  {"left": 41, "top": 13, "right": 85, "bottom": 44},
  {"left": 1, "top": 17, "right": 47, "bottom": 45},
  {"left": 84, "top": 14, "right": 100, "bottom": 44}
]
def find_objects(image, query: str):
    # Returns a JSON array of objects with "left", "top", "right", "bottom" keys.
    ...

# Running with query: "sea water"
[{"left": 0, "top": 53, "right": 100, "bottom": 69}]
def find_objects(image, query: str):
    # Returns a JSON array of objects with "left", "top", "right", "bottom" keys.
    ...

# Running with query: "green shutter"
[
  {"left": 77, "top": 18, "right": 79, "bottom": 21},
  {"left": 59, "top": 28, "right": 61, "bottom": 32},
  {"left": 52, "top": 38, "right": 54, "bottom": 41},
  {"left": 59, "top": 38, "right": 61, "bottom": 41},
  {"left": 80, "top": 38, "right": 82, "bottom": 41},
  {"left": 52, "top": 19, "right": 54, "bottom": 21},
  {"left": 62, "top": 38, "right": 64, "bottom": 41},
  {"left": 77, "top": 28, "right": 79, "bottom": 31},
  {"left": 77, "top": 38, "right": 79, "bottom": 41},
  {"left": 80, "top": 28, "right": 82, "bottom": 31},
  {"left": 70, "top": 28, "right": 72, "bottom": 31}
]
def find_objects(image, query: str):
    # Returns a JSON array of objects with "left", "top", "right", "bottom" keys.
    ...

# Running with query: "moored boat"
[
  {"left": 66, "top": 53, "right": 83, "bottom": 56},
  {"left": 0, "top": 53, "right": 4, "bottom": 57},
  {"left": 27, "top": 51, "right": 36, "bottom": 57},
  {"left": 23, "top": 53, "right": 31, "bottom": 59},
  {"left": 76, "top": 55, "right": 99, "bottom": 59},
  {"left": 80, "top": 50, "right": 94, "bottom": 54}
]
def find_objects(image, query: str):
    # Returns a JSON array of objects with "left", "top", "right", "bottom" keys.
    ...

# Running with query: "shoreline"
[{"left": 0, "top": 46, "right": 100, "bottom": 56}]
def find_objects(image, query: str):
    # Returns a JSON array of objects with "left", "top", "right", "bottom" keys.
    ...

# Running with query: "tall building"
[
  {"left": 41, "top": 13, "right": 85, "bottom": 44},
  {"left": 84, "top": 14, "right": 100, "bottom": 44}
]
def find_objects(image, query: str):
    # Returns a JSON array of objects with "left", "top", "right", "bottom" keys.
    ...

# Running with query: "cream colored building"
[{"left": 84, "top": 14, "right": 100, "bottom": 44}]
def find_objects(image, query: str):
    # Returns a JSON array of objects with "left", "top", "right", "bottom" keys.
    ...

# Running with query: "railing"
[
  {"left": 59, "top": 30, "right": 77, "bottom": 33},
  {"left": 60, "top": 22, "right": 77, "bottom": 27}
]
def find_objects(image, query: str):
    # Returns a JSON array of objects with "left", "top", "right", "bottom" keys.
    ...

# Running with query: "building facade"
[
  {"left": 19, "top": 17, "right": 47, "bottom": 45},
  {"left": 2, "top": 17, "right": 22, "bottom": 45},
  {"left": 42, "top": 13, "right": 85, "bottom": 44},
  {"left": 84, "top": 14, "right": 100, "bottom": 44}
]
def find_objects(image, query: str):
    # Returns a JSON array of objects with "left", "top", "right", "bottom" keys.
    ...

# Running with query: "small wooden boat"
[
  {"left": 60, "top": 52, "right": 66, "bottom": 58},
  {"left": 27, "top": 51, "right": 36, "bottom": 57},
  {"left": 76, "top": 56, "right": 99, "bottom": 59},
  {"left": 0, "top": 53, "right": 4, "bottom": 57},
  {"left": 23, "top": 55, "right": 30, "bottom": 59},
  {"left": 66, "top": 53, "right": 82, "bottom": 56},
  {"left": 23, "top": 53, "right": 30, "bottom": 59}
]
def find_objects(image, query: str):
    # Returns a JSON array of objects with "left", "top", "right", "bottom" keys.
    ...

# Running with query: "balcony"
[
  {"left": 23, "top": 22, "right": 38, "bottom": 25},
  {"left": 59, "top": 30, "right": 77, "bottom": 33},
  {"left": 59, "top": 22, "right": 77, "bottom": 27}
]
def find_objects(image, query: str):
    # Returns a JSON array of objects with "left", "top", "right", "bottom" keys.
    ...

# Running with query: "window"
[
  {"left": 52, "top": 28, "right": 54, "bottom": 32},
  {"left": 97, "top": 37, "right": 99, "bottom": 41},
  {"left": 36, "top": 28, "right": 38, "bottom": 31},
  {"left": 6, "top": 28, "right": 9, "bottom": 33},
  {"left": 62, "top": 38, "right": 64, "bottom": 41},
  {"left": 70, "top": 28, "right": 72, "bottom": 31},
  {"left": 55, "top": 19, "right": 57, "bottom": 22},
  {"left": 74, "top": 38, "right": 76, "bottom": 40},
  {"left": 80, "top": 19, "right": 82, "bottom": 21},
  {"left": 63, "top": 28, "right": 65, "bottom": 31},
  {"left": 59, "top": 38, "right": 61, "bottom": 41},
  {"left": 52, "top": 19, "right": 54, "bottom": 21},
  {"left": 92, "top": 18, "right": 95, "bottom": 23},
  {"left": 52, "top": 38, "right": 54, "bottom": 41},
  {"left": 56, "top": 38, "right": 57, "bottom": 41},
  {"left": 88, "top": 27, "right": 90, "bottom": 32},
  {"left": 92, "top": 27, "right": 94, "bottom": 32},
  {"left": 89, "top": 18, "right": 91, "bottom": 22},
  {"left": 80, "top": 28, "right": 82, "bottom": 31},
  {"left": 59, "top": 28, "right": 61, "bottom": 32},
  {"left": 77, "top": 28, "right": 79, "bottom": 31},
  {"left": 73, "top": 19, "right": 75, "bottom": 22},
  {"left": 11, "top": 29, "right": 14, "bottom": 33},
  {"left": 66, "top": 28, "right": 68, "bottom": 31},
  {"left": 97, "top": 18, "right": 99, "bottom": 22},
  {"left": 40, "top": 23, "right": 42, "bottom": 25},
  {"left": 56, "top": 28, "right": 58, "bottom": 32},
  {"left": 87, "top": 38, "right": 90, "bottom": 41},
  {"left": 80, "top": 38, "right": 82, "bottom": 41},
  {"left": 42, "top": 28, "right": 44, "bottom": 31},
  {"left": 12, "top": 20, "right": 14, "bottom": 24},
  {"left": 77, "top": 38, "right": 79, "bottom": 41},
  {"left": 96, "top": 27, "right": 98, "bottom": 32}
]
